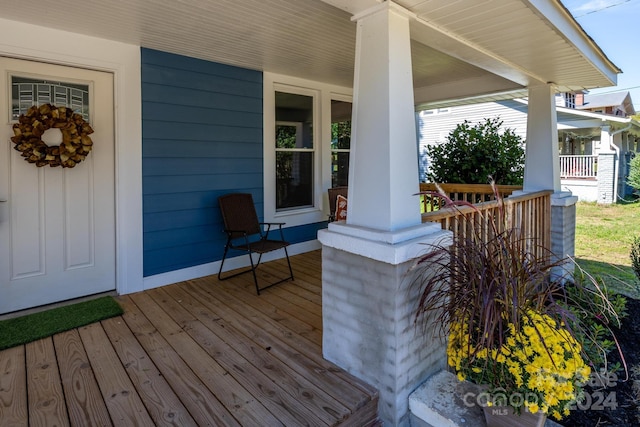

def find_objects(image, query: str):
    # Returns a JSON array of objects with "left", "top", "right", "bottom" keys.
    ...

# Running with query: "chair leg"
[
  {"left": 218, "top": 245, "right": 293, "bottom": 295},
  {"left": 252, "top": 244, "right": 293, "bottom": 282},
  {"left": 247, "top": 252, "right": 261, "bottom": 295},
  {"left": 217, "top": 242, "right": 232, "bottom": 281},
  {"left": 218, "top": 241, "right": 255, "bottom": 283},
  {"left": 284, "top": 246, "right": 294, "bottom": 281},
  {"left": 252, "top": 247, "right": 294, "bottom": 295}
]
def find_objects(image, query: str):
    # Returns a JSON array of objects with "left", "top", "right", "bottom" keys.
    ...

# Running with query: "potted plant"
[{"left": 411, "top": 186, "right": 622, "bottom": 426}]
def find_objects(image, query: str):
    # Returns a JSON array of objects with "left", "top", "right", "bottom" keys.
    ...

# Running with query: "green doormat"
[{"left": 0, "top": 296, "right": 123, "bottom": 350}]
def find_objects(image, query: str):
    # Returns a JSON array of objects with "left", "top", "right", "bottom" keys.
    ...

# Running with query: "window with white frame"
[
  {"left": 275, "top": 91, "right": 315, "bottom": 211},
  {"left": 264, "top": 74, "right": 352, "bottom": 227}
]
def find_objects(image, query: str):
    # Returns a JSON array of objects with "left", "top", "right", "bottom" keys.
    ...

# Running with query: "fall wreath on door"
[{"left": 11, "top": 103, "right": 94, "bottom": 168}]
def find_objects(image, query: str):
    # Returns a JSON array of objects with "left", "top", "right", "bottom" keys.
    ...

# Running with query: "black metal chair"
[{"left": 217, "top": 193, "right": 294, "bottom": 295}]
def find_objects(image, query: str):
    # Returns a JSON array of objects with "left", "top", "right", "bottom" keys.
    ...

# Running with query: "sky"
[{"left": 562, "top": 0, "right": 640, "bottom": 111}]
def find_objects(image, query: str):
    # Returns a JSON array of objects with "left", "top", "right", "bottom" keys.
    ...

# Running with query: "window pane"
[
  {"left": 11, "top": 76, "right": 89, "bottom": 121},
  {"left": 276, "top": 124, "right": 299, "bottom": 149},
  {"left": 275, "top": 92, "right": 313, "bottom": 148},
  {"left": 276, "top": 152, "right": 314, "bottom": 210},
  {"left": 331, "top": 121, "right": 351, "bottom": 150},
  {"left": 332, "top": 152, "right": 350, "bottom": 188},
  {"left": 331, "top": 99, "right": 352, "bottom": 187}
]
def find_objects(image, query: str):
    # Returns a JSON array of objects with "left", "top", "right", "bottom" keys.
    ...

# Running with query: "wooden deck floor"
[{"left": 0, "top": 250, "right": 380, "bottom": 426}]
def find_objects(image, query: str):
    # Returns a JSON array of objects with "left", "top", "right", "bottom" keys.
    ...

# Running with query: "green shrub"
[
  {"left": 426, "top": 117, "right": 524, "bottom": 185},
  {"left": 631, "top": 236, "right": 640, "bottom": 283},
  {"left": 627, "top": 155, "right": 640, "bottom": 194}
]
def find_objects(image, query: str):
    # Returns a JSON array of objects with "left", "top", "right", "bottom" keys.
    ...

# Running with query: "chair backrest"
[
  {"left": 218, "top": 193, "right": 262, "bottom": 238},
  {"left": 328, "top": 186, "right": 348, "bottom": 218}
]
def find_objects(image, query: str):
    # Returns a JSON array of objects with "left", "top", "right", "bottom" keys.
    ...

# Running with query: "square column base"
[
  {"left": 551, "top": 191, "right": 578, "bottom": 280},
  {"left": 597, "top": 152, "right": 616, "bottom": 204},
  {"left": 319, "top": 224, "right": 450, "bottom": 426}
]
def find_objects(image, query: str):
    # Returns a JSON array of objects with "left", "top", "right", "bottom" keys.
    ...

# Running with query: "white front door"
[{"left": 0, "top": 57, "right": 116, "bottom": 314}]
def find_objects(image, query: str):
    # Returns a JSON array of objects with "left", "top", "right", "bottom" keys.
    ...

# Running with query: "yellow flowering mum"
[{"left": 447, "top": 310, "right": 591, "bottom": 421}]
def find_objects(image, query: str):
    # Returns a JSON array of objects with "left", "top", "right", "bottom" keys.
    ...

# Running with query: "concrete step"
[{"left": 409, "top": 370, "right": 563, "bottom": 427}]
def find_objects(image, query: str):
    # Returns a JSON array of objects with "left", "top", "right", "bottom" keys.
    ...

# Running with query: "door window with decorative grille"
[{"left": 11, "top": 76, "right": 90, "bottom": 121}]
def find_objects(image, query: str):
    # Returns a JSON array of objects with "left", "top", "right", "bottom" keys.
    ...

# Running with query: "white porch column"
[
  {"left": 524, "top": 83, "right": 561, "bottom": 192},
  {"left": 318, "top": 3, "right": 449, "bottom": 426},
  {"left": 347, "top": 1, "right": 422, "bottom": 231},
  {"left": 524, "top": 83, "right": 577, "bottom": 278}
]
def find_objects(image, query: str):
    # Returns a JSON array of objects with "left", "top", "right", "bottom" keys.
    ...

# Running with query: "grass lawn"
[{"left": 575, "top": 201, "right": 640, "bottom": 299}]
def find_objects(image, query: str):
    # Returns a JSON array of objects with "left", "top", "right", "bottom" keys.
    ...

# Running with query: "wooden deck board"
[
  {"left": 216, "top": 274, "right": 324, "bottom": 346},
  {"left": 160, "top": 283, "right": 352, "bottom": 424},
  {"left": 118, "top": 295, "right": 240, "bottom": 427},
  {"left": 53, "top": 329, "right": 112, "bottom": 426},
  {"left": 128, "top": 292, "right": 285, "bottom": 427},
  {"left": 263, "top": 262, "right": 323, "bottom": 302},
  {"left": 78, "top": 322, "right": 155, "bottom": 426},
  {"left": 26, "top": 338, "right": 69, "bottom": 427},
  {"left": 0, "top": 251, "right": 379, "bottom": 426},
  {"left": 100, "top": 316, "right": 197, "bottom": 426},
  {"left": 244, "top": 285, "right": 323, "bottom": 333},
  {"left": 0, "top": 346, "right": 27, "bottom": 426},
  {"left": 147, "top": 287, "right": 332, "bottom": 426},
  {"left": 181, "top": 278, "right": 374, "bottom": 410}
]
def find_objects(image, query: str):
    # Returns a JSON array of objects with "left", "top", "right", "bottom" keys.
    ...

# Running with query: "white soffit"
[
  {"left": 328, "top": 0, "right": 619, "bottom": 94},
  {"left": 396, "top": 0, "right": 620, "bottom": 91},
  {"left": 0, "top": 0, "right": 620, "bottom": 103},
  {"left": 0, "top": 0, "right": 358, "bottom": 88}
]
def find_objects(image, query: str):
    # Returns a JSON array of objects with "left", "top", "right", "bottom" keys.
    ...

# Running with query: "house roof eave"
[
  {"left": 526, "top": 0, "right": 621, "bottom": 80},
  {"left": 0, "top": 0, "right": 622, "bottom": 104}
]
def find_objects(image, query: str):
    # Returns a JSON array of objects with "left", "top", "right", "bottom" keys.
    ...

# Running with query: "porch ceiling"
[{"left": 0, "top": 0, "right": 619, "bottom": 107}]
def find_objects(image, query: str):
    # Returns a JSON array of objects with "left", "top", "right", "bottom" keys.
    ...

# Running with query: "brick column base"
[
  {"left": 551, "top": 191, "right": 578, "bottom": 281},
  {"left": 597, "top": 152, "right": 616, "bottom": 204},
  {"left": 319, "top": 223, "right": 450, "bottom": 426}
]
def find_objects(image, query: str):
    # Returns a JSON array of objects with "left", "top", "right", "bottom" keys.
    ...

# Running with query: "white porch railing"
[{"left": 559, "top": 155, "right": 597, "bottom": 178}]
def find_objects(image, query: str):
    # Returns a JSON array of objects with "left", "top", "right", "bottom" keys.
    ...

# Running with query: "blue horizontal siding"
[
  {"left": 143, "top": 189, "right": 263, "bottom": 214},
  {"left": 145, "top": 225, "right": 220, "bottom": 249},
  {"left": 143, "top": 102, "right": 262, "bottom": 127},
  {"left": 285, "top": 223, "right": 327, "bottom": 245},
  {"left": 143, "top": 222, "right": 327, "bottom": 277},
  {"left": 142, "top": 83, "right": 262, "bottom": 112},
  {"left": 144, "top": 209, "right": 217, "bottom": 233},
  {"left": 144, "top": 242, "right": 223, "bottom": 276},
  {"left": 142, "top": 49, "right": 262, "bottom": 83},
  {"left": 143, "top": 121, "right": 261, "bottom": 142},
  {"left": 143, "top": 66, "right": 262, "bottom": 99},
  {"left": 142, "top": 48, "right": 325, "bottom": 278},
  {"left": 143, "top": 139, "right": 261, "bottom": 158},
  {"left": 144, "top": 173, "right": 263, "bottom": 194},
  {"left": 144, "top": 157, "right": 263, "bottom": 177},
  {"left": 142, "top": 48, "right": 264, "bottom": 277}
]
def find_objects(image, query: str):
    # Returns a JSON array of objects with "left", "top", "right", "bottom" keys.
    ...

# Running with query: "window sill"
[{"left": 272, "top": 207, "right": 325, "bottom": 228}]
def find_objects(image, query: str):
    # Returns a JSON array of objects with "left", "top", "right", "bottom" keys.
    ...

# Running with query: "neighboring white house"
[{"left": 418, "top": 91, "right": 640, "bottom": 203}]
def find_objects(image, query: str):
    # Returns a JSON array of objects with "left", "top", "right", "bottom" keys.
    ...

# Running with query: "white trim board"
[
  {"left": 0, "top": 18, "right": 144, "bottom": 296},
  {"left": 142, "top": 240, "right": 321, "bottom": 290}
]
